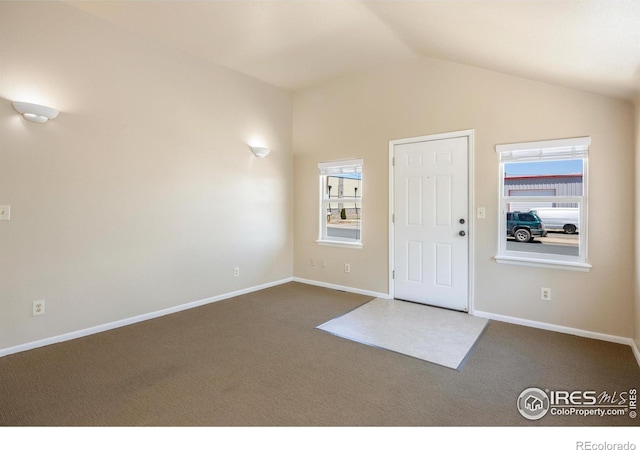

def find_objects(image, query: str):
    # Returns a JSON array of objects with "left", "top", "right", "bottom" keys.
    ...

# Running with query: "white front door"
[{"left": 392, "top": 134, "right": 469, "bottom": 311}]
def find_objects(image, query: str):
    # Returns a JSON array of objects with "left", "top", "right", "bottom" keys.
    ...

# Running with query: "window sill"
[
  {"left": 316, "top": 239, "right": 363, "bottom": 249},
  {"left": 495, "top": 255, "right": 591, "bottom": 272}
]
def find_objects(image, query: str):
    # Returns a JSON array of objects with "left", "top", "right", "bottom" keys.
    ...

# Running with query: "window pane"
[
  {"left": 504, "top": 159, "right": 583, "bottom": 197},
  {"left": 505, "top": 202, "right": 580, "bottom": 258},
  {"left": 327, "top": 214, "right": 361, "bottom": 241},
  {"left": 504, "top": 159, "right": 584, "bottom": 199},
  {"left": 496, "top": 138, "right": 588, "bottom": 269},
  {"left": 321, "top": 168, "right": 362, "bottom": 243}
]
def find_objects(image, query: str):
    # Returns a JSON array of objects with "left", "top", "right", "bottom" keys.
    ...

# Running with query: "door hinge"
[
  {"left": 392, "top": 157, "right": 395, "bottom": 166},
  {"left": 392, "top": 270, "right": 395, "bottom": 279},
  {"left": 392, "top": 213, "right": 395, "bottom": 224}
]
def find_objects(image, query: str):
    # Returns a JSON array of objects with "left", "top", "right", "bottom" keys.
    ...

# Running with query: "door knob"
[
  {"left": 459, "top": 230, "right": 466, "bottom": 236},
  {"left": 459, "top": 218, "right": 465, "bottom": 224}
]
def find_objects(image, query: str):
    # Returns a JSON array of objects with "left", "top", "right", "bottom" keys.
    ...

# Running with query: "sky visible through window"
[
  {"left": 505, "top": 159, "right": 583, "bottom": 176},
  {"left": 332, "top": 173, "right": 362, "bottom": 180}
]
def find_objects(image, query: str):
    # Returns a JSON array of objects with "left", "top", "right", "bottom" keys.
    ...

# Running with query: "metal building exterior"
[{"left": 504, "top": 174, "right": 582, "bottom": 209}]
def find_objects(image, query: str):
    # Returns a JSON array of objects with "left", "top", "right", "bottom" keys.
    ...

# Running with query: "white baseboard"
[
  {"left": 292, "top": 280, "right": 640, "bottom": 367},
  {"left": 473, "top": 309, "right": 639, "bottom": 367},
  {"left": 292, "top": 277, "right": 390, "bottom": 300},
  {"left": 5, "top": 279, "right": 638, "bottom": 370},
  {"left": 0, "top": 277, "right": 294, "bottom": 358}
]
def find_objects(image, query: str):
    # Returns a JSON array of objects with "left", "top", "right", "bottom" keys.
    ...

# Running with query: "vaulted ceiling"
[{"left": 68, "top": 0, "right": 640, "bottom": 100}]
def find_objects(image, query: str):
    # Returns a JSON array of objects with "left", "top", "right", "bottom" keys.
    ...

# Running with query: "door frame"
[{"left": 389, "top": 129, "right": 475, "bottom": 312}]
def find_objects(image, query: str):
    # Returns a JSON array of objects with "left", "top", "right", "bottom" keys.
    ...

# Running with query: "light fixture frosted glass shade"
[
  {"left": 13, "top": 101, "right": 59, "bottom": 123},
  {"left": 250, "top": 146, "right": 270, "bottom": 158}
]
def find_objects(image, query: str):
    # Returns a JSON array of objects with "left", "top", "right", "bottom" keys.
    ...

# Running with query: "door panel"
[
  {"left": 393, "top": 136, "right": 468, "bottom": 311},
  {"left": 407, "top": 241, "right": 423, "bottom": 282},
  {"left": 407, "top": 177, "right": 423, "bottom": 225},
  {"left": 435, "top": 243, "right": 452, "bottom": 287},
  {"left": 435, "top": 175, "right": 452, "bottom": 226}
]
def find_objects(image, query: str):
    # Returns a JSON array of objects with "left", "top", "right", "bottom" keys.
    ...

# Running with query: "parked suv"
[{"left": 506, "top": 211, "right": 547, "bottom": 242}]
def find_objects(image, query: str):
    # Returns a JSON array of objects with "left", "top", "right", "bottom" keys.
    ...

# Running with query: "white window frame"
[
  {"left": 495, "top": 137, "right": 591, "bottom": 271},
  {"left": 317, "top": 159, "right": 363, "bottom": 249}
]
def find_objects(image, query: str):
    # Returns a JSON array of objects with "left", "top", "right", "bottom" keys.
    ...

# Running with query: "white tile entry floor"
[{"left": 317, "top": 298, "right": 489, "bottom": 370}]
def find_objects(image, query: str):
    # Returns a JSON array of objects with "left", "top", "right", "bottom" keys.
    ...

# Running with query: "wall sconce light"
[
  {"left": 13, "top": 101, "right": 59, "bottom": 123},
  {"left": 249, "top": 146, "right": 270, "bottom": 158}
]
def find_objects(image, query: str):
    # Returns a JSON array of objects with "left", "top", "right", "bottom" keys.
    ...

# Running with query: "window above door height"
[{"left": 495, "top": 137, "right": 591, "bottom": 271}]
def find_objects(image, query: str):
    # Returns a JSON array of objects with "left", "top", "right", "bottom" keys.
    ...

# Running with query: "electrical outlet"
[
  {"left": 344, "top": 263, "right": 351, "bottom": 273},
  {"left": 321, "top": 259, "right": 326, "bottom": 268},
  {"left": 541, "top": 287, "right": 551, "bottom": 301},
  {"left": 33, "top": 300, "right": 45, "bottom": 316},
  {"left": 234, "top": 267, "right": 240, "bottom": 277}
]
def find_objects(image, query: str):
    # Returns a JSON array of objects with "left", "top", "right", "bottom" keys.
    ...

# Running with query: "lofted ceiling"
[{"left": 67, "top": 0, "right": 640, "bottom": 100}]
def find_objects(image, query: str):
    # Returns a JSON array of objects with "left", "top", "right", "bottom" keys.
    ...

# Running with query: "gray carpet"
[{"left": 0, "top": 282, "right": 638, "bottom": 426}]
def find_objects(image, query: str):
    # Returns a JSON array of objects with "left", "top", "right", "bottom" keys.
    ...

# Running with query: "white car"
[{"left": 531, "top": 207, "right": 579, "bottom": 234}]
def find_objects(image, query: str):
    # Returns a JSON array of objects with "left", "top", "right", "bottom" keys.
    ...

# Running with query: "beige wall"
[
  {"left": 1, "top": 2, "right": 636, "bottom": 352},
  {"left": 293, "top": 57, "right": 635, "bottom": 338},
  {"left": 635, "top": 95, "right": 640, "bottom": 350},
  {"left": 0, "top": 3, "right": 293, "bottom": 350}
]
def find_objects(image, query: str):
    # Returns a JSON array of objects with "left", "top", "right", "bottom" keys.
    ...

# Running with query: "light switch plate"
[
  {"left": 477, "top": 207, "right": 486, "bottom": 219},
  {"left": 0, "top": 205, "right": 10, "bottom": 221}
]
